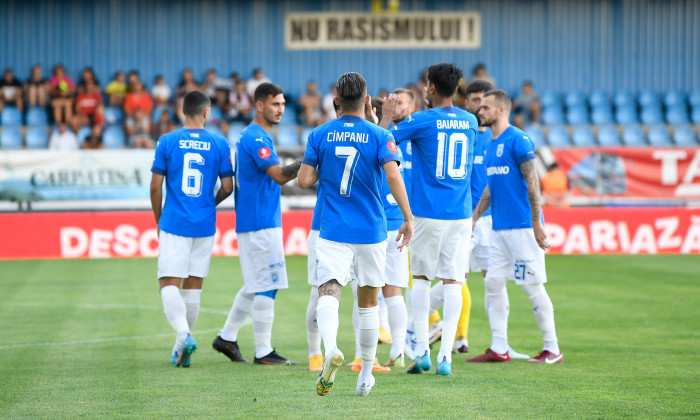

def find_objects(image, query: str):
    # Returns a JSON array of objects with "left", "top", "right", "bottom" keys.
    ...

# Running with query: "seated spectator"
[
  {"left": 203, "top": 69, "right": 233, "bottom": 108},
  {"left": 105, "top": 71, "right": 127, "bottom": 107},
  {"left": 77, "top": 67, "right": 100, "bottom": 93},
  {"left": 322, "top": 84, "right": 337, "bottom": 121},
  {"left": 127, "top": 70, "right": 141, "bottom": 92},
  {"left": 246, "top": 68, "right": 270, "bottom": 98},
  {"left": 48, "top": 64, "right": 75, "bottom": 124},
  {"left": 298, "top": 80, "right": 326, "bottom": 127},
  {"left": 541, "top": 163, "right": 569, "bottom": 208},
  {"left": 73, "top": 80, "right": 105, "bottom": 134},
  {"left": 227, "top": 80, "right": 253, "bottom": 124},
  {"left": 0, "top": 68, "right": 24, "bottom": 113},
  {"left": 82, "top": 124, "right": 103, "bottom": 149},
  {"left": 470, "top": 63, "right": 497, "bottom": 87},
  {"left": 151, "top": 75, "right": 172, "bottom": 106},
  {"left": 123, "top": 81, "right": 153, "bottom": 118},
  {"left": 49, "top": 122, "right": 79, "bottom": 150},
  {"left": 24, "top": 64, "right": 49, "bottom": 109},
  {"left": 175, "top": 68, "right": 199, "bottom": 123},
  {"left": 154, "top": 109, "right": 176, "bottom": 139},
  {"left": 513, "top": 80, "right": 541, "bottom": 128},
  {"left": 125, "top": 108, "right": 152, "bottom": 148}
]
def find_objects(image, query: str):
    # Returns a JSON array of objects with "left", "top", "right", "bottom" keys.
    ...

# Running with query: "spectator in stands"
[
  {"left": 245, "top": 68, "right": 270, "bottom": 98},
  {"left": 322, "top": 84, "right": 337, "bottom": 120},
  {"left": 151, "top": 75, "right": 172, "bottom": 106},
  {"left": 227, "top": 79, "right": 253, "bottom": 124},
  {"left": 378, "top": 88, "right": 389, "bottom": 99},
  {"left": 105, "top": 71, "right": 127, "bottom": 107},
  {"left": 154, "top": 108, "right": 176, "bottom": 139},
  {"left": 127, "top": 70, "right": 141, "bottom": 92},
  {"left": 24, "top": 64, "right": 49, "bottom": 109},
  {"left": 298, "top": 80, "right": 326, "bottom": 127},
  {"left": 0, "top": 67, "right": 24, "bottom": 113},
  {"left": 73, "top": 80, "right": 105, "bottom": 135},
  {"left": 125, "top": 108, "right": 152, "bottom": 148},
  {"left": 48, "top": 64, "right": 75, "bottom": 124},
  {"left": 513, "top": 80, "right": 541, "bottom": 128},
  {"left": 123, "top": 81, "right": 153, "bottom": 117},
  {"left": 470, "top": 63, "right": 497, "bottom": 87},
  {"left": 541, "top": 163, "right": 569, "bottom": 209},
  {"left": 49, "top": 121, "right": 79, "bottom": 150},
  {"left": 175, "top": 68, "right": 200, "bottom": 123},
  {"left": 203, "top": 69, "right": 233, "bottom": 108},
  {"left": 82, "top": 124, "right": 103, "bottom": 149},
  {"left": 77, "top": 67, "right": 100, "bottom": 93}
]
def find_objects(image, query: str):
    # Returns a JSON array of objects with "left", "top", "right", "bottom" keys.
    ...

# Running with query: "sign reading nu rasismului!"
[{"left": 285, "top": 12, "right": 481, "bottom": 50}]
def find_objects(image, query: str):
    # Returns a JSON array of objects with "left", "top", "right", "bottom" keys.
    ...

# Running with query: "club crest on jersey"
[
  {"left": 387, "top": 140, "right": 398, "bottom": 154},
  {"left": 496, "top": 144, "right": 504, "bottom": 157},
  {"left": 259, "top": 147, "right": 271, "bottom": 159}
]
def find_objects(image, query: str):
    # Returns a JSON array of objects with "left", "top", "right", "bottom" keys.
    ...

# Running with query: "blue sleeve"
[
  {"left": 391, "top": 113, "right": 427, "bottom": 144},
  {"left": 218, "top": 140, "right": 234, "bottom": 178},
  {"left": 250, "top": 135, "right": 281, "bottom": 172},
  {"left": 302, "top": 130, "right": 319, "bottom": 167},
  {"left": 378, "top": 132, "right": 402, "bottom": 166},
  {"left": 513, "top": 134, "right": 536, "bottom": 165},
  {"left": 151, "top": 135, "right": 167, "bottom": 175}
]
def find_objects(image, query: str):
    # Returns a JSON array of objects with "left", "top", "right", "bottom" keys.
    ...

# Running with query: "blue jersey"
[
  {"left": 310, "top": 184, "right": 323, "bottom": 231},
  {"left": 381, "top": 146, "right": 405, "bottom": 232},
  {"left": 391, "top": 106, "right": 477, "bottom": 220},
  {"left": 151, "top": 128, "right": 233, "bottom": 237},
  {"left": 234, "top": 123, "right": 281, "bottom": 233},
  {"left": 397, "top": 140, "right": 412, "bottom": 203},
  {"left": 471, "top": 128, "right": 491, "bottom": 217},
  {"left": 303, "top": 115, "right": 401, "bottom": 244},
  {"left": 485, "top": 125, "right": 539, "bottom": 230}
]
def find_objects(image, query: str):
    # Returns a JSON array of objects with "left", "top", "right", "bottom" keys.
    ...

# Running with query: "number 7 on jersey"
[{"left": 335, "top": 146, "right": 360, "bottom": 197}]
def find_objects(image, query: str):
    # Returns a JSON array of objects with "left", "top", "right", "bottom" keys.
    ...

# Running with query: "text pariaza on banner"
[{"left": 285, "top": 12, "right": 481, "bottom": 49}]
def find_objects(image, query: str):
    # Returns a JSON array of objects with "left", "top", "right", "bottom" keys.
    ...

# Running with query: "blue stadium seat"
[
  {"left": 25, "top": 127, "right": 49, "bottom": 149},
  {"left": 102, "top": 126, "right": 126, "bottom": 148},
  {"left": 664, "top": 90, "right": 686, "bottom": 108},
  {"left": 0, "top": 128, "right": 23, "bottom": 149},
  {"left": 622, "top": 126, "right": 646, "bottom": 146},
  {"left": 77, "top": 126, "right": 92, "bottom": 147},
  {"left": 591, "top": 106, "right": 615, "bottom": 125},
  {"left": 689, "top": 90, "right": 700, "bottom": 108},
  {"left": 540, "top": 91, "right": 562, "bottom": 109},
  {"left": 692, "top": 107, "right": 700, "bottom": 125},
  {"left": 589, "top": 90, "right": 610, "bottom": 108},
  {"left": 638, "top": 90, "right": 660, "bottom": 108},
  {"left": 525, "top": 126, "right": 546, "bottom": 148},
  {"left": 542, "top": 108, "right": 565, "bottom": 125},
  {"left": 1, "top": 106, "right": 22, "bottom": 126},
  {"left": 300, "top": 127, "right": 314, "bottom": 146},
  {"left": 565, "top": 91, "right": 587, "bottom": 108},
  {"left": 547, "top": 126, "right": 570, "bottom": 147},
  {"left": 640, "top": 107, "right": 665, "bottom": 125},
  {"left": 566, "top": 106, "right": 589, "bottom": 125},
  {"left": 673, "top": 126, "right": 698, "bottom": 147},
  {"left": 614, "top": 91, "right": 636, "bottom": 108},
  {"left": 209, "top": 106, "right": 224, "bottom": 123},
  {"left": 205, "top": 124, "right": 224, "bottom": 137},
  {"left": 647, "top": 126, "right": 672, "bottom": 147},
  {"left": 572, "top": 126, "right": 596, "bottom": 147},
  {"left": 279, "top": 107, "right": 298, "bottom": 126},
  {"left": 615, "top": 106, "right": 639, "bottom": 125},
  {"left": 597, "top": 126, "right": 622, "bottom": 146},
  {"left": 104, "top": 107, "right": 124, "bottom": 126},
  {"left": 26, "top": 107, "right": 49, "bottom": 126},
  {"left": 666, "top": 106, "right": 689, "bottom": 125},
  {"left": 275, "top": 126, "right": 299, "bottom": 147}
]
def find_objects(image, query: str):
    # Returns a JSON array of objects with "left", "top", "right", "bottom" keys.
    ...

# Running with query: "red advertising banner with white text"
[
  {"left": 0, "top": 208, "right": 699, "bottom": 260},
  {"left": 553, "top": 147, "right": 700, "bottom": 199}
]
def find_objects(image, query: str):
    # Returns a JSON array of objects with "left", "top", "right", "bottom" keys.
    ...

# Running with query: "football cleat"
[
  {"left": 466, "top": 348, "right": 511, "bottom": 363},
  {"left": 385, "top": 354, "right": 405, "bottom": 368},
  {"left": 452, "top": 344, "right": 469, "bottom": 354},
  {"left": 170, "top": 346, "right": 179, "bottom": 365},
  {"left": 176, "top": 335, "right": 197, "bottom": 368},
  {"left": 355, "top": 374, "right": 376, "bottom": 397},
  {"left": 317, "top": 348, "right": 344, "bottom": 396},
  {"left": 508, "top": 347, "right": 531, "bottom": 360},
  {"left": 351, "top": 359, "right": 391, "bottom": 372},
  {"left": 527, "top": 350, "right": 564, "bottom": 364},
  {"left": 428, "top": 321, "right": 442, "bottom": 348},
  {"left": 212, "top": 335, "right": 248, "bottom": 362},
  {"left": 378, "top": 327, "right": 392, "bottom": 344},
  {"left": 254, "top": 349, "right": 298, "bottom": 365},
  {"left": 436, "top": 356, "right": 452, "bottom": 376},
  {"left": 406, "top": 351, "right": 431, "bottom": 374},
  {"left": 309, "top": 354, "right": 323, "bottom": 372}
]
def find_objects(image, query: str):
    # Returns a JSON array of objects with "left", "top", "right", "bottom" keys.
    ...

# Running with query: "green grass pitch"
[{"left": 1, "top": 255, "right": 698, "bottom": 418}]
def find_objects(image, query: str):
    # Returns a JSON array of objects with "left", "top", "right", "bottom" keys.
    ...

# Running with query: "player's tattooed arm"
[
  {"left": 519, "top": 159, "right": 550, "bottom": 250},
  {"left": 472, "top": 185, "right": 491, "bottom": 224},
  {"left": 281, "top": 160, "right": 302, "bottom": 179},
  {"left": 318, "top": 279, "right": 342, "bottom": 299},
  {"left": 266, "top": 160, "right": 302, "bottom": 185}
]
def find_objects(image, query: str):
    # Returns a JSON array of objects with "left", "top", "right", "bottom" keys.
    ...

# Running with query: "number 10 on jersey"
[{"left": 435, "top": 132, "right": 468, "bottom": 180}]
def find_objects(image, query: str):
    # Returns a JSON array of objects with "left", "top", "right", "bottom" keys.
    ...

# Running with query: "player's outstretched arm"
[
  {"left": 215, "top": 176, "right": 234, "bottom": 205},
  {"left": 297, "top": 163, "right": 319, "bottom": 189},
  {"left": 472, "top": 185, "right": 491, "bottom": 226},
  {"left": 379, "top": 94, "right": 399, "bottom": 129},
  {"left": 150, "top": 173, "right": 164, "bottom": 227},
  {"left": 519, "top": 159, "right": 550, "bottom": 250},
  {"left": 383, "top": 161, "right": 414, "bottom": 250},
  {"left": 265, "top": 160, "right": 303, "bottom": 185}
]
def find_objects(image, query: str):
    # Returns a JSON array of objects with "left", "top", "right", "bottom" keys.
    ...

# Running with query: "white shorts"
[
  {"left": 385, "top": 230, "right": 409, "bottom": 288},
  {"left": 486, "top": 228, "right": 547, "bottom": 285},
  {"left": 307, "top": 229, "right": 320, "bottom": 286},
  {"left": 238, "top": 227, "right": 289, "bottom": 293},
  {"left": 315, "top": 237, "right": 386, "bottom": 288},
  {"left": 410, "top": 217, "right": 471, "bottom": 282},
  {"left": 469, "top": 215, "right": 492, "bottom": 273},
  {"left": 157, "top": 230, "right": 214, "bottom": 279}
]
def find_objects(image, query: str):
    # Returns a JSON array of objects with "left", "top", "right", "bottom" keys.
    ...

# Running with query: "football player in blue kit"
[{"left": 150, "top": 90, "right": 234, "bottom": 368}]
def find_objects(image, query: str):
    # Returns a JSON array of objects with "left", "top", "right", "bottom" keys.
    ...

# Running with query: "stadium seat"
[
  {"left": 664, "top": 90, "right": 686, "bottom": 108},
  {"left": 25, "top": 127, "right": 49, "bottom": 149},
  {"left": 102, "top": 127, "right": 126, "bottom": 149},
  {"left": 525, "top": 126, "right": 546, "bottom": 148},
  {"left": 689, "top": 90, "right": 700, "bottom": 108},
  {"left": 279, "top": 107, "right": 298, "bottom": 126},
  {"left": 672, "top": 126, "right": 698, "bottom": 146},
  {"left": 227, "top": 123, "right": 246, "bottom": 145},
  {"left": 540, "top": 91, "right": 562, "bottom": 109},
  {"left": 640, "top": 107, "right": 665, "bottom": 125},
  {"left": 77, "top": 126, "right": 92, "bottom": 147},
  {"left": 1, "top": 106, "right": 22, "bottom": 126},
  {"left": 0, "top": 128, "right": 23, "bottom": 149},
  {"left": 591, "top": 106, "right": 615, "bottom": 125},
  {"left": 614, "top": 91, "right": 636, "bottom": 108},
  {"left": 542, "top": 108, "right": 565, "bottom": 125},
  {"left": 647, "top": 126, "right": 672, "bottom": 146},
  {"left": 566, "top": 106, "right": 589, "bottom": 125},
  {"left": 572, "top": 126, "right": 596, "bottom": 147},
  {"left": 104, "top": 107, "right": 124, "bottom": 126},
  {"left": 26, "top": 107, "right": 49, "bottom": 126},
  {"left": 622, "top": 126, "right": 646, "bottom": 146},
  {"left": 597, "top": 125, "right": 622, "bottom": 146},
  {"left": 589, "top": 90, "right": 610, "bottom": 108},
  {"left": 275, "top": 126, "right": 299, "bottom": 147},
  {"left": 666, "top": 106, "right": 689, "bottom": 125},
  {"left": 565, "top": 91, "right": 587, "bottom": 108},
  {"left": 547, "top": 126, "right": 570, "bottom": 147},
  {"left": 615, "top": 106, "right": 639, "bottom": 125},
  {"left": 300, "top": 127, "right": 314, "bottom": 146},
  {"left": 638, "top": 90, "right": 660, "bottom": 108},
  {"left": 209, "top": 106, "right": 224, "bottom": 124},
  {"left": 205, "top": 124, "right": 224, "bottom": 137},
  {"left": 691, "top": 107, "right": 700, "bottom": 125},
  {"left": 152, "top": 106, "right": 173, "bottom": 122}
]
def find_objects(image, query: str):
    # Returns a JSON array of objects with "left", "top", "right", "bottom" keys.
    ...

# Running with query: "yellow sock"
[
  {"left": 429, "top": 310, "right": 441, "bottom": 327},
  {"left": 455, "top": 281, "right": 471, "bottom": 341}
]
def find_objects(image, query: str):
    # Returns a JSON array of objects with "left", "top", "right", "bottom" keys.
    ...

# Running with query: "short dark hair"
[
  {"left": 254, "top": 82, "right": 283, "bottom": 103},
  {"left": 336, "top": 72, "right": 367, "bottom": 112},
  {"left": 393, "top": 87, "right": 415, "bottom": 103},
  {"left": 183, "top": 90, "right": 211, "bottom": 117},
  {"left": 427, "top": 63, "right": 463, "bottom": 98},
  {"left": 484, "top": 89, "right": 512, "bottom": 112},
  {"left": 371, "top": 97, "right": 384, "bottom": 121},
  {"left": 465, "top": 80, "right": 493, "bottom": 97}
]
